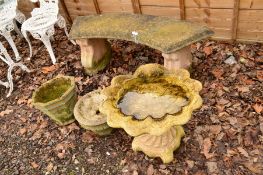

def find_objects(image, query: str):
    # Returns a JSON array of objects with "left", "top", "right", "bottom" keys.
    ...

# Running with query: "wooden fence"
[{"left": 17, "top": 0, "right": 263, "bottom": 43}]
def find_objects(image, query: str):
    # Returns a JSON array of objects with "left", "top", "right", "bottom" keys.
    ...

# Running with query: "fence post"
[
  {"left": 93, "top": 0, "right": 101, "bottom": 14},
  {"left": 232, "top": 0, "right": 240, "bottom": 41},
  {"left": 60, "top": 0, "right": 72, "bottom": 24},
  {"left": 179, "top": 0, "right": 185, "bottom": 20},
  {"left": 131, "top": 0, "right": 142, "bottom": 14}
]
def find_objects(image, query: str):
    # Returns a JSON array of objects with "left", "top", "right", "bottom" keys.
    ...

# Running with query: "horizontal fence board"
[
  {"left": 211, "top": 28, "right": 233, "bottom": 39},
  {"left": 185, "top": 0, "right": 234, "bottom": 8},
  {"left": 98, "top": 0, "right": 133, "bottom": 13},
  {"left": 187, "top": 18, "right": 232, "bottom": 29},
  {"left": 238, "top": 22, "right": 263, "bottom": 32},
  {"left": 239, "top": 9, "right": 263, "bottom": 21},
  {"left": 66, "top": 8, "right": 96, "bottom": 15},
  {"left": 140, "top": 0, "right": 179, "bottom": 7},
  {"left": 186, "top": 8, "right": 233, "bottom": 20},
  {"left": 186, "top": 8, "right": 233, "bottom": 40},
  {"left": 238, "top": 9, "right": 263, "bottom": 41},
  {"left": 141, "top": 6, "right": 181, "bottom": 18},
  {"left": 240, "top": 0, "right": 263, "bottom": 9},
  {"left": 64, "top": 0, "right": 96, "bottom": 19},
  {"left": 237, "top": 31, "right": 263, "bottom": 41},
  {"left": 64, "top": 1, "right": 96, "bottom": 10}
]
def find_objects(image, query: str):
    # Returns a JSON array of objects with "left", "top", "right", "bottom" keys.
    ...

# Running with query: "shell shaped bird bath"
[
  {"left": 100, "top": 64, "right": 203, "bottom": 163},
  {"left": 100, "top": 64, "right": 203, "bottom": 137}
]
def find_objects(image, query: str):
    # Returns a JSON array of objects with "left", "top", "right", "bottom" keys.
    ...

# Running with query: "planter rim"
[{"left": 32, "top": 76, "right": 76, "bottom": 107}]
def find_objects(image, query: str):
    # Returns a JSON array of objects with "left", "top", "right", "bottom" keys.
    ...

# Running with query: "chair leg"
[
  {"left": 13, "top": 21, "right": 23, "bottom": 38},
  {"left": 57, "top": 15, "right": 76, "bottom": 45},
  {"left": 3, "top": 62, "right": 30, "bottom": 97},
  {"left": 50, "top": 36, "right": 55, "bottom": 42},
  {"left": 0, "top": 80, "right": 9, "bottom": 88},
  {"left": 22, "top": 30, "right": 33, "bottom": 60},
  {"left": 41, "top": 34, "right": 56, "bottom": 64},
  {"left": 6, "top": 66, "right": 14, "bottom": 97},
  {"left": 2, "top": 31, "right": 20, "bottom": 61},
  {"left": 16, "top": 62, "right": 31, "bottom": 73}
]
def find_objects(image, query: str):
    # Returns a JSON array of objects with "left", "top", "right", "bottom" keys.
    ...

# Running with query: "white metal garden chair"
[
  {"left": 21, "top": 0, "right": 75, "bottom": 64},
  {"left": 0, "top": 42, "right": 30, "bottom": 97},
  {"left": 0, "top": 0, "right": 26, "bottom": 61}
]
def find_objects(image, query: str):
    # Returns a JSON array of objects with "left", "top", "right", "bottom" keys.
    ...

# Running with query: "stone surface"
[
  {"left": 100, "top": 64, "right": 203, "bottom": 136},
  {"left": 70, "top": 13, "right": 214, "bottom": 54},
  {"left": 32, "top": 76, "right": 77, "bottom": 126},
  {"left": 162, "top": 46, "right": 193, "bottom": 70},
  {"left": 74, "top": 89, "right": 112, "bottom": 135},
  {"left": 118, "top": 92, "right": 188, "bottom": 120},
  {"left": 132, "top": 125, "right": 185, "bottom": 163},
  {"left": 76, "top": 38, "right": 112, "bottom": 75}
]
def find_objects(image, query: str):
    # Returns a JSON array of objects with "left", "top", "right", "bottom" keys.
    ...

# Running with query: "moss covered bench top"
[{"left": 69, "top": 13, "right": 213, "bottom": 53}]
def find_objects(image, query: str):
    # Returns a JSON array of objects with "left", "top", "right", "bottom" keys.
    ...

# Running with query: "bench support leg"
[
  {"left": 162, "top": 46, "right": 192, "bottom": 70},
  {"left": 76, "top": 38, "right": 112, "bottom": 75}
]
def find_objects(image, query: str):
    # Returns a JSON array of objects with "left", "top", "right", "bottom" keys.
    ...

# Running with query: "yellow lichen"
[{"left": 132, "top": 125, "right": 185, "bottom": 163}]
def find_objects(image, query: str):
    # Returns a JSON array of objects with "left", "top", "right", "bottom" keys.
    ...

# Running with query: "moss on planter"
[
  {"left": 132, "top": 125, "right": 185, "bottom": 163},
  {"left": 32, "top": 76, "right": 77, "bottom": 126},
  {"left": 34, "top": 78, "right": 71, "bottom": 103},
  {"left": 74, "top": 89, "right": 112, "bottom": 136},
  {"left": 100, "top": 64, "right": 202, "bottom": 136}
]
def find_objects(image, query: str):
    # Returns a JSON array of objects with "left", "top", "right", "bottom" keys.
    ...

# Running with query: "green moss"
[
  {"left": 117, "top": 78, "right": 187, "bottom": 100},
  {"left": 34, "top": 78, "right": 71, "bottom": 103},
  {"left": 32, "top": 76, "right": 76, "bottom": 126}
]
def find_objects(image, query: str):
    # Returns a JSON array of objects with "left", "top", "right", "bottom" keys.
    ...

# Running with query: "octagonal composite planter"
[{"left": 32, "top": 76, "right": 77, "bottom": 126}]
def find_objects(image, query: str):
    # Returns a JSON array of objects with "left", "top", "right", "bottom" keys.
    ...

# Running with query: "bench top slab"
[{"left": 69, "top": 13, "right": 214, "bottom": 53}]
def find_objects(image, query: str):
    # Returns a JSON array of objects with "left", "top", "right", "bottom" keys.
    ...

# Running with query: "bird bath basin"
[
  {"left": 100, "top": 64, "right": 203, "bottom": 137},
  {"left": 118, "top": 91, "right": 189, "bottom": 120}
]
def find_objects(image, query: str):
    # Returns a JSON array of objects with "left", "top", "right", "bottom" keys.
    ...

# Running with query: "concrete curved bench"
[{"left": 69, "top": 13, "right": 213, "bottom": 74}]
